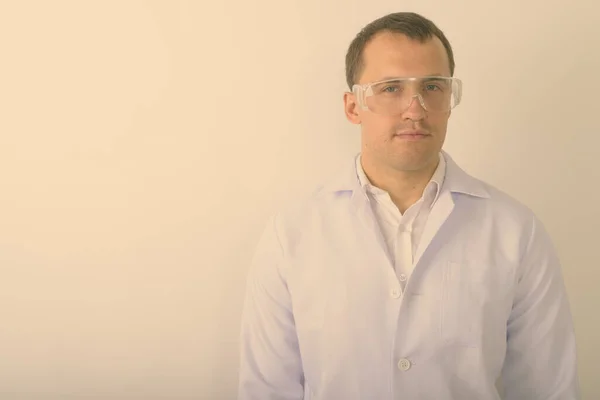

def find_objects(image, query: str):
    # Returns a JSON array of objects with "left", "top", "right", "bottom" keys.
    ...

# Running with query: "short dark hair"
[{"left": 345, "top": 12, "right": 455, "bottom": 89}]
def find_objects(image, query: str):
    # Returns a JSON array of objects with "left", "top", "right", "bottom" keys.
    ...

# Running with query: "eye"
[
  {"left": 382, "top": 85, "right": 398, "bottom": 93},
  {"left": 425, "top": 83, "right": 441, "bottom": 91}
]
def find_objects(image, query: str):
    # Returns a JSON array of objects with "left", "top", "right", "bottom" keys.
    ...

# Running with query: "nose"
[{"left": 402, "top": 94, "right": 426, "bottom": 121}]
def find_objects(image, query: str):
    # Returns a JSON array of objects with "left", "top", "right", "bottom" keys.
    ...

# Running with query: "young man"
[{"left": 238, "top": 12, "right": 580, "bottom": 400}]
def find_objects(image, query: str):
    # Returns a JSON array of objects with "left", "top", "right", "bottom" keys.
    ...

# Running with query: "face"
[{"left": 344, "top": 32, "right": 452, "bottom": 173}]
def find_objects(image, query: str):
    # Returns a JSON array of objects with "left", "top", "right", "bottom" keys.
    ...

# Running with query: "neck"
[{"left": 361, "top": 155, "right": 439, "bottom": 214}]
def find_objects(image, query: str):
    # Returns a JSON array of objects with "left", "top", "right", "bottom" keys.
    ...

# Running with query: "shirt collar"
[{"left": 322, "top": 150, "right": 490, "bottom": 200}]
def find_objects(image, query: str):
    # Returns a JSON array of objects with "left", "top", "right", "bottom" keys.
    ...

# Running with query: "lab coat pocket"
[{"left": 440, "top": 261, "right": 485, "bottom": 348}]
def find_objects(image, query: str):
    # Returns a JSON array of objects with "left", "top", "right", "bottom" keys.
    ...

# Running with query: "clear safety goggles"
[{"left": 352, "top": 76, "right": 463, "bottom": 115}]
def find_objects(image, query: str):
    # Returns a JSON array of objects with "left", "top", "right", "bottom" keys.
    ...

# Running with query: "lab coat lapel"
[
  {"left": 413, "top": 151, "right": 491, "bottom": 266},
  {"left": 324, "top": 155, "right": 394, "bottom": 272},
  {"left": 413, "top": 189, "right": 455, "bottom": 266},
  {"left": 350, "top": 188, "right": 395, "bottom": 272},
  {"left": 323, "top": 151, "right": 489, "bottom": 277}
]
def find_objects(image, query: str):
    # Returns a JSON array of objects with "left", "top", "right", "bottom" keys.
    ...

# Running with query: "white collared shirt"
[
  {"left": 356, "top": 153, "right": 445, "bottom": 287},
  {"left": 238, "top": 151, "right": 580, "bottom": 400}
]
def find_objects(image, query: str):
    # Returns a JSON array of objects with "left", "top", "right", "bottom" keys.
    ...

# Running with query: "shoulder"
[
  {"left": 482, "top": 180, "right": 535, "bottom": 220},
  {"left": 444, "top": 152, "right": 537, "bottom": 225},
  {"left": 265, "top": 156, "right": 353, "bottom": 227},
  {"left": 262, "top": 162, "right": 355, "bottom": 255},
  {"left": 455, "top": 168, "right": 545, "bottom": 250},
  {"left": 272, "top": 182, "right": 337, "bottom": 233}
]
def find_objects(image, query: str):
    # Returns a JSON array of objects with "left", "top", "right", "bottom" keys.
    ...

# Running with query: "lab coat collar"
[{"left": 323, "top": 150, "right": 491, "bottom": 200}]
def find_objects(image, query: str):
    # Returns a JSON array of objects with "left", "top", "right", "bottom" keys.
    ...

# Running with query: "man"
[{"left": 238, "top": 12, "right": 580, "bottom": 400}]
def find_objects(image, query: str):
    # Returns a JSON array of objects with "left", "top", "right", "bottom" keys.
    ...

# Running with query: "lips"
[
  {"left": 396, "top": 130, "right": 429, "bottom": 136},
  {"left": 394, "top": 130, "right": 430, "bottom": 140}
]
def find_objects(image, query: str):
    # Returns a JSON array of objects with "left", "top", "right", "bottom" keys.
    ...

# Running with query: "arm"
[
  {"left": 237, "top": 214, "right": 304, "bottom": 400},
  {"left": 501, "top": 214, "right": 581, "bottom": 399}
]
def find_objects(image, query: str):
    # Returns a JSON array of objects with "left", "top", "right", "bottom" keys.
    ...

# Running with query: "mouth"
[{"left": 394, "top": 130, "right": 431, "bottom": 141}]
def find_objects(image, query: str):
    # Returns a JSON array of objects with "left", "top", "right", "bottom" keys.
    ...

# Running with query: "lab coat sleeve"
[
  {"left": 501, "top": 214, "right": 581, "bottom": 400},
  {"left": 237, "top": 214, "right": 304, "bottom": 400}
]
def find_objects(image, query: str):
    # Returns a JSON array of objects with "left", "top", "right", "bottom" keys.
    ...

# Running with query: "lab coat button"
[
  {"left": 390, "top": 288, "right": 401, "bottom": 298},
  {"left": 399, "top": 274, "right": 407, "bottom": 282},
  {"left": 398, "top": 358, "right": 411, "bottom": 371}
]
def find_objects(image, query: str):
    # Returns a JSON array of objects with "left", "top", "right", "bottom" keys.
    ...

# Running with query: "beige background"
[{"left": 0, "top": 0, "right": 597, "bottom": 399}]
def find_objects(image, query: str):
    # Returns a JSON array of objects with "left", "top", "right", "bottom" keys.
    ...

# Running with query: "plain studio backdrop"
[{"left": 0, "top": 0, "right": 598, "bottom": 399}]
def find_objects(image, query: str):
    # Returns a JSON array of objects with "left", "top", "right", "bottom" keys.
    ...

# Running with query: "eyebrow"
[{"left": 377, "top": 74, "right": 448, "bottom": 81}]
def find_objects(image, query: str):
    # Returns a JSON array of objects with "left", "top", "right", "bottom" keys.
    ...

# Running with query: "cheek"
[
  {"left": 361, "top": 117, "right": 396, "bottom": 146},
  {"left": 361, "top": 114, "right": 397, "bottom": 134},
  {"left": 427, "top": 114, "right": 450, "bottom": 134}
]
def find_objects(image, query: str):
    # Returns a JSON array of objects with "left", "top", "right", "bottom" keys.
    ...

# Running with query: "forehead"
[{"left": 359, "top": 31, "right": 450, "bottom": 83}]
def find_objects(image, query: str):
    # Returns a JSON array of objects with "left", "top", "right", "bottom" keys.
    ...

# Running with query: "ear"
[{"left": 343, "top": 92, "right": 362, "bottom": 125}]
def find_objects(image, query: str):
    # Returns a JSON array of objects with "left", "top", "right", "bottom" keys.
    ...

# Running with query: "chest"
[{"left": 285, "top": 202, "right": 518, "bottom": 360}]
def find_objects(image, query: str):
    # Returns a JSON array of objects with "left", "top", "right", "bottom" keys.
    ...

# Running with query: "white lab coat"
[{"left": 238, "top": 151, "right": 580, "bottom": 400}]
